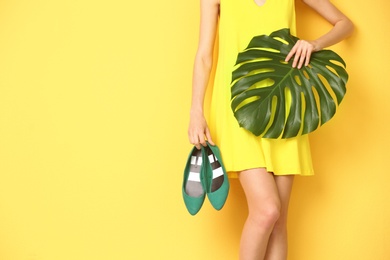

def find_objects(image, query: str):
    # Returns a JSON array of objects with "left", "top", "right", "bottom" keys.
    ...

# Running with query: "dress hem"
[{"left": 227, "top": 168, "right": 315, "bottom": 178}]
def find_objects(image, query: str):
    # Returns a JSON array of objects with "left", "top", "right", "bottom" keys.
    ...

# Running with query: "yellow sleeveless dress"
[{"left": 209, "top": 0, "right": 314, "bottom": 178}]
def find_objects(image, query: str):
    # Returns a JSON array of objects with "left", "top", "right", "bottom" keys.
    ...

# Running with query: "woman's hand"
[
  {"left": 188, "top": 110, "right": 214, "bottom": 150},
  {"left": 285, "top": 39, "right": 317, "bottom": 69}
]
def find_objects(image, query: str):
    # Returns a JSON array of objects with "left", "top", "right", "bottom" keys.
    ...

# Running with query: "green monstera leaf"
[{"left": 231, "top": 28, "right": 348, "bottom": 138}]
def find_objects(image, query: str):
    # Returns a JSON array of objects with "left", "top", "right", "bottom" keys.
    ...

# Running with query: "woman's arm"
[
  {"left": 286, "top": 0, "right": 354, "bottom": 69},
  {"left": 188, "top": 0, "right": 220, "bottom": 149}
]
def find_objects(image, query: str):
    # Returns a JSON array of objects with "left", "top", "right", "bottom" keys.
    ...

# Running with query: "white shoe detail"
[
  {"left": 212, "top": 167, "right": 224, "bottom": 178},
  {"left": 188, "top": 172, "right": 201, "bottom": 182}
]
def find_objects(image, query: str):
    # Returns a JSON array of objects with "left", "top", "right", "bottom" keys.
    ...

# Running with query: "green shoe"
[
  {"left": 204, "top": 142, "right": 229, "bottom": 210},
  {"left": 182, "top": 146, "right": 207, "bottom": 215}
]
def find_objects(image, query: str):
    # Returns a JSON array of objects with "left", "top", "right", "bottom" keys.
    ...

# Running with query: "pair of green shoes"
[{"left": 182, "top": 142, "right": 229, "bottom": 215}]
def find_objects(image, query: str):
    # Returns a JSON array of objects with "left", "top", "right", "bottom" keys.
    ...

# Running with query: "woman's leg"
[
  {"left": 264, "top": 175, "right": 294, "bottom": 260},
  {"left": 238, "top": 168, "right": 281, "bottom": 260}
]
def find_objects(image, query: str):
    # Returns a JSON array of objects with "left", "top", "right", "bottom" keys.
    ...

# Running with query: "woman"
[{"left": 188, "top": 0, "right": 353, "bottom": 259}]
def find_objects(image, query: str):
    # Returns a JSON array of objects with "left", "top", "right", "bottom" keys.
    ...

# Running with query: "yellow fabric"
[{"left": 209, "top": 0, "right": 314, "bottom": 177}]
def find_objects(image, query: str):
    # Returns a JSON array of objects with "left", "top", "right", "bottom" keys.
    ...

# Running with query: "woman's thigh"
[{"left": 239, "top": 168, "right": 281, "bottom": 215}]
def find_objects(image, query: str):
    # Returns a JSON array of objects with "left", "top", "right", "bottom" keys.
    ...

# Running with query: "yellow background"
[{"left": 0, "top": 0, "right": 388, "bottom": 259}]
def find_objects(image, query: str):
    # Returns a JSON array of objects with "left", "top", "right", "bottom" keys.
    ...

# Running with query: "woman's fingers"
[
  {"left": 292, "top": 44, "right": 303, "bottom": 68},
  {"left": 188, "top": 129, "right": 202, "bottom": 149},
  {"left": 304, "top": 48, "right": 312, "bottom": 67},
  {"left": 191, "top": 133, "right": 208, "bottom": 149},
  {"left": 205, "top": 128, "right": 214, "bottom": 146},
  {"left": 188, "top": 112, "right": 214, "bottom": 149},
  {"left": 285, "top": 43, "right": 297, "bottom": 63},
  {"left": 188, "top": 125, "right": 212, "bottom": 149},
  {"left": 285, "top": 40, "right": 315, "bottom": 69}
]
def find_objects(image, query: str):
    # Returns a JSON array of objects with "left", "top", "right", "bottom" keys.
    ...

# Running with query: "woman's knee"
[
  {"left": 272, "top": 209, "right": 288, "bottom": 233},
  {"left": 248, "top": 199, "right": 281, "bottom": 229},
  {"left": 239, "top": 168, "right": 282, "bottom": 229}
]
